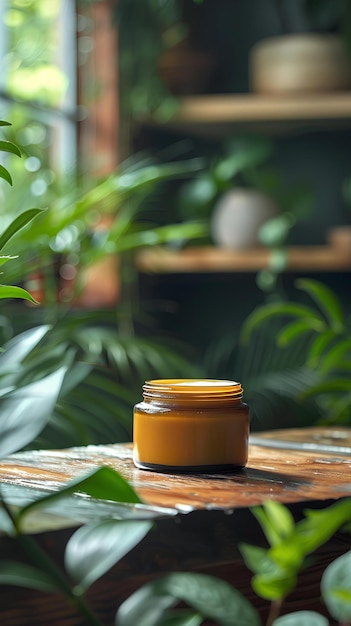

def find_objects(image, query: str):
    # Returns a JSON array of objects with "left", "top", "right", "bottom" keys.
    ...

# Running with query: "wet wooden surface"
[
  {"left": 2, "top": 427, "right": 351, "bottom": 626},
  {"left": 1, "top": 427, "right": 351, "bottom": 515}
]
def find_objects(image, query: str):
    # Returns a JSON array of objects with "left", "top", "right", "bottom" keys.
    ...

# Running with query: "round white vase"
[{"left": 211, "top": 188, "right": 279, "bottom": 249}]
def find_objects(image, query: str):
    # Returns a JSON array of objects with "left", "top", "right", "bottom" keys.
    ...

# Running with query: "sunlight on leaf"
[
  {"left": 0, "top": 284, "right": 38, "bottom": 303},
  {"left": 19, "top": 466, "right": 143, "bottom": 522},
  {"left": 0, "top": 366, "right": 67, "bottom": 458}
]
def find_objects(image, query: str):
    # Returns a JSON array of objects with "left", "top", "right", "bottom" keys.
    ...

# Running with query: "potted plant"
[
  {"left": 249, "top": 0, "right": 351, "bottom": 95},
  {"left": 177, "top": 135, "right": 313, "bottom": 289}
]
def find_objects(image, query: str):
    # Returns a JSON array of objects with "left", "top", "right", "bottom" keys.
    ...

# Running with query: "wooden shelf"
[
  {"left": 154, "top": 93, "right": 351, "bottom": 137},
  {"left": 136, "top": 245, "right": 351, "bottom": 274}
]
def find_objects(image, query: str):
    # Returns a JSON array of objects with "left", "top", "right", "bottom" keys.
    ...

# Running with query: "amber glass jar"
[{"left": 133, "top": 379, "right": 249, "bottom": 473}]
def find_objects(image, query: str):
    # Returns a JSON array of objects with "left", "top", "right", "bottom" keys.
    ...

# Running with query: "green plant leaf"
[
  {"left": 301, "top": 378, "right": 351, "bottom": 398},
  {"left": 155, "top": 611, "right": 203, "bottom": 626},
  {"left": 0, "top": 120, "right": 11, "bottom": 127},
  {"left": 65, "top": 519, "right": 152, "bottom": 592},
  {"left": 319, "top": 337, "right": 351, "bottom": 375},
  {"left": 0, "top": 164, "right": 12, "bottom": 185},
  {"left": 19, "top": 466, "right": 143, "bottom": 522},
  {"left": 0, "top": 561, "right": 58, "bottom": 592},
  {"left": 0, "top": 366, "right": 67, "bottom": 458},
  {"left": 0, "top": 325, "right": 50, "bottom": 374},
  {"left": 272, "top": 611, "right": 328, "bottom": 626},
  {"left": 289, "top": 499, "right": 351, "bottom": 556},
  {"left": 0, "top": 255, "right": 18, "bottom": 267},
  {"left": 0, "top": 285, "right": 38, "bottom": 303},
  {"left": 116, "top": 581, "right": 178, "bottom": 626},
  {"left": 321, "top": 549, "right": 351, "bottom": 622},
  {"left": 240, "top": 543, "right": 273, "bottom": 575},
  {"left": 306, "top": 330, "right": 338, "bottom": 367},
  {"left": 295, "top": 278, "right": 344, "bottom": 331},
  {"left": 116, "top": 573, "right": 261, "bottom": 626},
  {"left": 0, "top": 208, "right": 44, "bottom": 251},
  {"left": 241, "top": 303, "right": 325, "bottom": 343},
  {"left": 252, "top": 568, "right": 297, "bottom": 601},
  {"left": 0, "top": 140, "right": 21, "bottom": 158},
  {"left": 251, "top": 502, "right": 294, "bottom": 547},
  {"left": 277, "top": 320, "right": 315, "bottom": 347}
]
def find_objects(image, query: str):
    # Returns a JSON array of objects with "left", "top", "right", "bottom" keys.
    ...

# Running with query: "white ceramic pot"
[
  {"left": 211, "top": 188, "right": 279, "bottom": 249},
  {"left": 250, "top": 34, "right": 351, "bottom": 94}
]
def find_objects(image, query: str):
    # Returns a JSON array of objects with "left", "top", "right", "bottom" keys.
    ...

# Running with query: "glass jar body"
[{"left": 133, "top": 379, "right": 249, "bottom": 473}]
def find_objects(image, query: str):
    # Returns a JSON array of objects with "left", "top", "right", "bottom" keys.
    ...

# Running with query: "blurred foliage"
[{"left": 238, "top": 278, "right": 351, "bottom": 428}]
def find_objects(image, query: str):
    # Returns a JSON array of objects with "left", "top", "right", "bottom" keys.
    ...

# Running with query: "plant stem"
[
  {"left": 266, "top": 599, "right": 283, "bottom": 626},
  {"left": 0, "top": 493, "right": 104, "bottom": 626}
]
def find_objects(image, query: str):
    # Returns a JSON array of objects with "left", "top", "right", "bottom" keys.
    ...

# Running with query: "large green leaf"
[
  {"left": 0, "top": 366, "right": 67, "bottom": 458},
  {"left": 272, "top": 611, "right": 328, "bottom": 626},
  {"left": 18, "top": 466, "right": 143, "bottom": 522},
  {"left": 0, "top": 285, "right": 38, "bottom": 303},
  {"left": 116, "top": 573, "right": 261, "bottom": 626},
  {"left": 321, "top": 550, "right": 351, "bottom": 623},
  {"left": 0, "top": 208, "right": 44, "bottom": 251},
  {"left": 0, "top": 164, "right": 12, "bottom": 186},
  {"left": 0, "top": 561, "right": 57, "bottom": 592},
  {"left": 0, "top": 140, "right": 22, "bottom": 158},
  {"left": 65, "top": 519, "right": 152, "bottom": 592}
]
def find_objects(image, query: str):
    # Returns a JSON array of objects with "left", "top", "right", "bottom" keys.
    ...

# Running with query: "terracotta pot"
[
  {"left": 211, "top": 188, "right": 279, "bottom": 249},
  {"left": 250, "top": 34, "right": 351, "bottom": 95}
]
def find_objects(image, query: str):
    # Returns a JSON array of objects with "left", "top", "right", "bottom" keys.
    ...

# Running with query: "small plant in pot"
[
  {"left": 177, "top": 135, "right": 314, "bottom": 289},
  {"left": 249, "top": 0, "right": 351, "bottom": 95}
]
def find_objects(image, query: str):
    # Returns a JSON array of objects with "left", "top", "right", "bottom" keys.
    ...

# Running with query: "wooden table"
[{"left": 1, "top": 426, "right": 351, "bottom": 625}]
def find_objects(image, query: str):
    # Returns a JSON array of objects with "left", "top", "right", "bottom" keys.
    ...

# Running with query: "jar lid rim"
[{"left": 146, "top": 379, "right": 239, "bottom": 387}]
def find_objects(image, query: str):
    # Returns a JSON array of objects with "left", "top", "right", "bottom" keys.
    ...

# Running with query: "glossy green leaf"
[
  {"left": 0, "top": 325, "right": 50, "bottom": 374},
  {"left": 0, "top": 140, "right": 21, "bottom": 158},
  {"left": 295, "top": 279, "right": 344, "bottom": 331},
  {"left": 321, "top": 549, "right": 351, "bottom": 622},
  {"left": 0, "top": 285, "right": 38, "bottom": 303},
  {"left": 0, "top": 208, "right": 44, "bottom": 251},
  {"left": 0, "top": 561, "right": 57, "bottom": 592},
  {"left": 0, "top": 120, "right": 11, "bottom": 127},
  {"left": 65, "top": 519, "right": 152, "bottom": 592},
  {"left": 0, "top": 367, "right": 66, "bottom": 458},
  {"left": 19, "top": 466, "right": 143, "bottom": 522},
  {"left": 116, "top": 581, "right": 178, "bottom": 626},
  {"left": 116, "top": 572, "right": 261, "bottom": 626},
  {"left": 0, "top": 164, "right": 12, "bottom": 185},
  {"left": 272, "top": 611, "right": 328, "bottom": 626}
]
